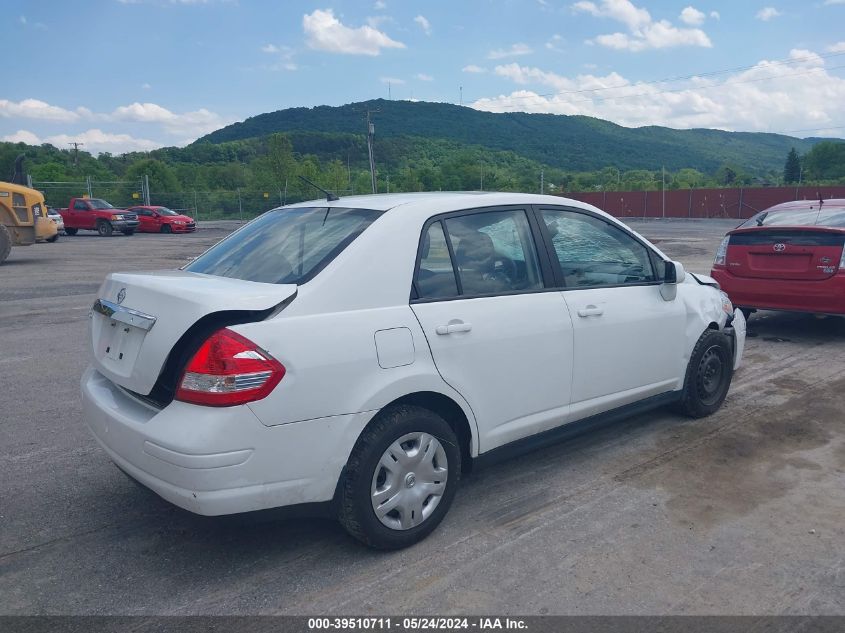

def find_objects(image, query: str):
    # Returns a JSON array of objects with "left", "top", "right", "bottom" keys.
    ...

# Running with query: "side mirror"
[{"left": 660, "top": 261, "right": 686, "bottom": 301}]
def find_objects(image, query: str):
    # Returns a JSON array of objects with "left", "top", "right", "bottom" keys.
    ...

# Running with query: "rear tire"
[
  {"left": 97, "top": 221, "right": 113, "bottom": 237},
  {"left": 739, "top": 307, "right": 755, "bottom": 322},
  {"left": 0, "top": 224, "right": 11, "bottom": 264},
  {"left": 338, "top": 405, "right": 461, "bottom": 549},
  {"left": 65, "top": 227, "right": 78, "bottom": 236},
  {"left": 122, "top": 229, "right": 135, "bottom": 236},
  {"left": 673, "top": 329, "right": 734, "bottom": 418},
  {"left": 161, "top": 224, "right": 172, "bottom": 234}
]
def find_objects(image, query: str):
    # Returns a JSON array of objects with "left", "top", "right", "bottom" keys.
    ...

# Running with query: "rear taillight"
[
  {"left": 714, "top": 236, "right": 730, "bottom": 267},
  {"left": 840, "top": 245, "right": 845, "bottom": 270},
  {"left": 175, "top": 328, "right": 285, "bottom": 407}
]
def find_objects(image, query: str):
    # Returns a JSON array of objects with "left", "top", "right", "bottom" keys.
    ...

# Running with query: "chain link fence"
[{"left": 31, "top": 178, "right": 355, "bottom": 221}]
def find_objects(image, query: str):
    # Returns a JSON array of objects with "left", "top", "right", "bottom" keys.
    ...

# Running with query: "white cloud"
[
  {"left": 0, "top": 99, "right": 87, "bottom": 122},
  {"left": 546, "top": 34, "right": 565, "bottom": 52},
  {"left": 4, "top": 129, "right": 160, "bottom": 154},
  {"left": 679, "top": 6, "right": 705, "bottom": 26},
  {"left": 824, "top": 0, "right": 845, "bottom": 4},
  {"left": 415, "top": 73, "right": 433, "bottom": 81},
  {"left": 258, "top": 44, "right": 297, "bottom": 70},
  {"left": 462, "top": 64, "right": 487, "bottom": 73},
  {"left": 710, "top": 11, "right": 720, "bottom": 19},
  {"left": 142, "top": 82, "right": 152, "bottom": 90},
  {"left": 756, "top": 7, "right": 782, "bottom": 21},
  {"left": 261, "top": 43, "right": 280, "bottom": 53},
  {"left": 472, "top": 49, "right": 845, "bottom": 135},
  {"left": 109, "top": 102, "right": 228, "bottom": 137},
  {"left": 827, "top": 41, "right": 845, "bottom": 52},
  {"left": 414, "top": 15, "right": 432, "bottom": 35},
  {"left": 487, "top": 43, "right": 533, "bottom": 59},
  {"left": 374, "top": 0, "right": 386, "bottom": 8},
  {"left": 2, "top": 130, "right": 41, "bottom": 144},
  {"left": 303, "top": 8, "right": 405, "bottom": 56},
  {"left": 572, "top": 0, "right": 712, "bottom": 51}
]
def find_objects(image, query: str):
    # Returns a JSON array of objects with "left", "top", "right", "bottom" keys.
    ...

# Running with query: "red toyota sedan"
[
  {"left": 711, "top": 199, "right": 845, "bottom": 318},
  {"left": 126, "top": 206, "right": 197, "bottom": 233}
]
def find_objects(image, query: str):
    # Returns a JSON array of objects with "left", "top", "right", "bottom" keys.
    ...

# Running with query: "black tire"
[
  {"left": 0, "top": 224, "right": 11, "bottom": 264},
  {"left": 673, "top": 329, "right": 734, "bottom": 418},
  {"left": 65, "top": 227, "right": 78, "bottom": 236},
  {"left": 739, "top": 307, "right": 755, "bottom": 322},
  {"left": 46, "top": 234, "right": 59, "bottom": 243},
  {"left": 97, "top": 221, "right": 113, "bottom": 237},
  {"left": 161, "top": 224, "right": 172, "bottom": 234},
  {"left": 338, "top": 405, "right": 461, "bottom": 549},
  {"left": 122, "top": 229, "right": 135, "bottom": 236}
]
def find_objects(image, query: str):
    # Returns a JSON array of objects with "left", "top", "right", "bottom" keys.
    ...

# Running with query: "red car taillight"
[
  {"left": 714, "top": 236, "right": 730, "bottom": 267},
  {"left": 175, "top": 328, "right": 285, "bottom": 407}
]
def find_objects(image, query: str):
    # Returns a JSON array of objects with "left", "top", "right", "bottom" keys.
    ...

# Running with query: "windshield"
[
  {"left": 741, "top": 206, "right": 845, "bottom": 229},
  {"left": 88, "top": 199, "right": 114, "bottom": 210},
  {"left": 156, "top": 207, "right": 178, "bottom": 216},
  {"left": 185, "top": 206, "right": 383, "bottom": 284}
]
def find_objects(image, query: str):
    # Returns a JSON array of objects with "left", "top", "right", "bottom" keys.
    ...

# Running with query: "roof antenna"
[{"left": 298, "top": 175, "right": 339, "bottom": 202}]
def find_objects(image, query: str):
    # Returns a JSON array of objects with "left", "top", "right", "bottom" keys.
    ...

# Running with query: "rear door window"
[
  {"left": 416, "top": 222, "right": 460, "bottom": 299},
  {"left": 186, "top": 207, "right": 382, "bottom": 284}
]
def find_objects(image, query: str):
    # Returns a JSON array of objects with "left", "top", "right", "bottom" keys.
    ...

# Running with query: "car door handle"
[
  {"left": 577, "top": 305, "right": 604, "bottom": 317},
  {"left": 435, "top": 322, "right": 472, "bottom": 335}
]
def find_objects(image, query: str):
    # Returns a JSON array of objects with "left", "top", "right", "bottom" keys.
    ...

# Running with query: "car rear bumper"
[
  {"left": 81, "top": 366, "right": 375, "bottom": 515},
  {"left": 712, "top": 269, "right": 845, "bottom": 315}
]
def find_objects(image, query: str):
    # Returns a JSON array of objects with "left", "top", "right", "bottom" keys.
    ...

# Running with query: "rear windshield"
[
  {"left": 88, "top": 199, "right": 114, "bottom": 210},
  {"left": 185, "top": 206, "right": 382, "bottom": 284},
  {"left": 741, "top": 206, "right": 845, "bottom": 229}
]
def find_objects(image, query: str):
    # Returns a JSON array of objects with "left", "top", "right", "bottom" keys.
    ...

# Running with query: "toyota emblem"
[
  {"left": 117, "top": 288, "right": 126, "bottom": 304},
  {"left": 773, "top": 243, "right": 786, "bottom": 252}
]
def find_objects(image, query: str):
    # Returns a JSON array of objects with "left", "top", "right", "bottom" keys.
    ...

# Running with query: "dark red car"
[
  {"left": 126, "top": 206, "right": 196, "bottom": 233},
  {"left": 711, "top": 199, "right": 845, "bottom": 318}
]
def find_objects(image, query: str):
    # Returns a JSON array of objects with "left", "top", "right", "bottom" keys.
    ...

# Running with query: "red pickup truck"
[{"left": 58, "top": 198, "right": 140, "bottom": 236}]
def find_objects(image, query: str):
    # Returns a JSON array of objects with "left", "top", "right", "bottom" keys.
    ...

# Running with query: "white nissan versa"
[{"left": 82, "top": 192, "right": 745, "bottom": 549}]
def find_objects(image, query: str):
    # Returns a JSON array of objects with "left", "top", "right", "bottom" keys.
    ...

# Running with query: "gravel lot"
[{"left": 1, "top": 218, "right": 843, "bottom": 615}]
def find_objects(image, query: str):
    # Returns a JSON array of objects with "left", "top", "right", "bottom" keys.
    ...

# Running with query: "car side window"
[
  {"left": 540, "top": 209, "right": 656, "bottom": 288},
  {"left": 444, "top": 209, "right": 543, "bottom": 296},
  {"left": 416, "top": 221, "right": 460, "bottom": 299},
  {"left": 74, "top": 200, "right": 87, "bottom": 210}
]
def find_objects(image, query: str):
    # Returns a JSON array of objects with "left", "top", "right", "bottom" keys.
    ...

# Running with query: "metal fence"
[
  {"left": 563, "top": 186, "right": 845, "bottom": 219},
  {"left": 30, "top": 178, "right": 354, "bottom": 221}
]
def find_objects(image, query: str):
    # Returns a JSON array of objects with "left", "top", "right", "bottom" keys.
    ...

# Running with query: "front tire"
[
  {"left": 97, "top": 221, "right": 113, "bottom": 237},
  {"left": 674, "top": 329, "right": 734, "bottom": 418},
  {"left": 0, "top": 224, "right": 11, "bottom": 264},
  {"left": 46, "top": 234, "right": 59, "bottom": 242},
  {"left": 160, "top": 224, "right": 172, "bottom": 234},
  {"left": 338, "top": 405, "right": 461, "bottom": 549}
]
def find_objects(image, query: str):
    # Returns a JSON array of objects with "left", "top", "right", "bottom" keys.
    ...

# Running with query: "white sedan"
[{"left": 81, "top": 192, "right": 745, "bottom": 549}]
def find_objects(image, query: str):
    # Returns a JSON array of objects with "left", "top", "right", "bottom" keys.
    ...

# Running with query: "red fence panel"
[{"left": 560, "top": 186, "right": 845, "bottom": 219}]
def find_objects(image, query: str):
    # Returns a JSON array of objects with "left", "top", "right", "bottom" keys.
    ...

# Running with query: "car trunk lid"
[
  {"left": 90, "top": 270, "right": 296, "bottom": 395},
  {"left": 725, "top": 227, "right": 845, "bottom": 281}
]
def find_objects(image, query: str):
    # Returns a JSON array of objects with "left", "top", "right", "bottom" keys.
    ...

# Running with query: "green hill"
[{"left": 197, "top": 99, "right": 822, "bottom": 175}]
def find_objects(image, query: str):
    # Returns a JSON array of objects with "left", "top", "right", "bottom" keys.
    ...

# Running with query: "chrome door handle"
[
  {"left": 577, "top": 305, "right": 604, "bottom": 317},
  {"left": 435, "top": 322, "right": 473, "bottom": 335}
]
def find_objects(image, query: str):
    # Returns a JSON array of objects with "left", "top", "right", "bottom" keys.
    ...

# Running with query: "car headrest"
[{"left": 456, "top": 231, "right": 495, "bottom": 268}]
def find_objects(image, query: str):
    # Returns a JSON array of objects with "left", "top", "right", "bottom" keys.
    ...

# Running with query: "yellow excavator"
[{"left": 0, "top": 155, "right": 57, "bottom": 264}]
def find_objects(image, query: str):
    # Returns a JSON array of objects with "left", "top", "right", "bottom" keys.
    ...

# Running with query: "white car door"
[
  {"left": 537, "top": 207, "right": 687, "bottom": 420},
  {"left": 411, "top": 208, "right": 574, "bottom": 452}
]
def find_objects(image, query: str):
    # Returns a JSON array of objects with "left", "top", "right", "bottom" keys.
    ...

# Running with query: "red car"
[
  {"left": 126, "top": 206, "right": 196, "bottom": 233},
  {"left": 711, "top": 199, "right": 845, "bottom": 318}
]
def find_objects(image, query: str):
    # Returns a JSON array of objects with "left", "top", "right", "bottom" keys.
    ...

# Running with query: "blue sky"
[{"left": 3, "top": 0, "right": 845, "bottom": 153}]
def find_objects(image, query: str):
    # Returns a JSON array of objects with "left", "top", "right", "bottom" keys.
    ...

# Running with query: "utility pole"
[
  {"left": 540, "top": 169, "right": 544, "bottom": 195},
  {"left": 480, "top": 162, "right": 484, "bottom": 191},
  {"left": 661, "top": 166, "right": 666, "bottom": 219},
  {"left": 366, "top": 110, "right": 378, "bottom": 194},
  {"left": 144, "top": 174, "right": 151, "bottom": 206},
  {"left": 68, "top": 142, "right": 84, "bottom": 167}
]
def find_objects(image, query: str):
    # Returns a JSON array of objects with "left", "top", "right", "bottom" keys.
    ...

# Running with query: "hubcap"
[{"left": 371, "top": 432, "right": 448, "bottom": 531}]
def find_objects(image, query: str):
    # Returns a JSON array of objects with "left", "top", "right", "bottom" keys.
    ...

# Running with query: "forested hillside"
[{"left": 198, "top": 99, "right": 820, "bottom": 175}]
